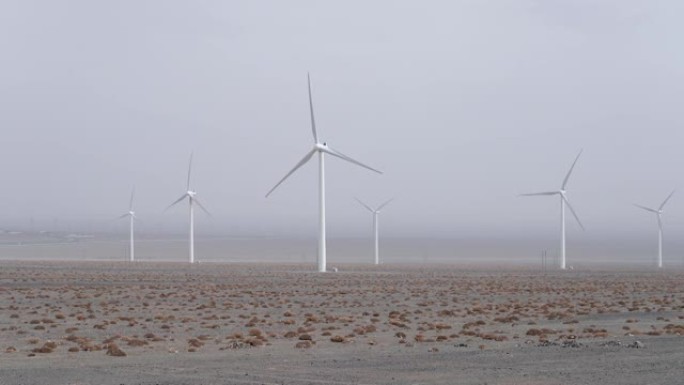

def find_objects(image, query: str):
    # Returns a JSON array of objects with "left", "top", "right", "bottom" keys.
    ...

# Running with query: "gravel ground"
[{"left": 0, "top": 261, "right": 682, "bottom": 385}]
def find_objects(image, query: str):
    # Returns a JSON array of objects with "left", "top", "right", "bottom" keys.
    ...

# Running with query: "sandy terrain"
[{"left": 0, "top": 261, "right": 682, "bottom": 384}]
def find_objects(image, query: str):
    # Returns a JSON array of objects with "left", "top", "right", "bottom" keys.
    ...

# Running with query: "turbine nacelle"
[{"left": 187, "top": 190, "right": 197, "bottom": 198}]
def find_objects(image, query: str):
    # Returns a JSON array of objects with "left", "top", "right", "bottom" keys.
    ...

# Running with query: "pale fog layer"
[{"left": 0, "top": 232, "right": 682, "bottom": 268}]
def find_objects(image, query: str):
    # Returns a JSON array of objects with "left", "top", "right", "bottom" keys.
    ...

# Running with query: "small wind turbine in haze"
[
  {"left": 117, "top": 188, "right": 137, "bottom": 262},
  {"left": 266, "top": 73, "right": 383, "bottom": 273},
  {"left": 634, "top": 190, "right": 675, "bottom": 268},
  {"left": 355, "top": 197, "right": 394, "bottom": 265},
  {"left": 166, "top": 153, "right": 211, "bottom": 264},
  {"left": 521, "top": 150, "right": 585, "bottom": 270}
]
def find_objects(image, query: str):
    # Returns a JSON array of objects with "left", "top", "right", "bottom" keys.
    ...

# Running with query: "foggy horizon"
[{"left": 1, "top": 1, "right": 683, "bottom": 253}]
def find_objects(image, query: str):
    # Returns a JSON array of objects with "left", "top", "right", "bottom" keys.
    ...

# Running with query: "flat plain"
[{"left": 0, "top": 261, "right": 683, "bottom": 384}]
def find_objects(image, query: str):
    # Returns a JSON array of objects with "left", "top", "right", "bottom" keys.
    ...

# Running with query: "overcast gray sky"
[{"left": 0, "top": 0, "right": 683, "bottom": 240}]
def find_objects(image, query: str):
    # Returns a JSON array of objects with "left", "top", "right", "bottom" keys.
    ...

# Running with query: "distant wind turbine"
[
  {"left": 355, "top": 197, "right": 394, "bottom": 265},
  {"left": 166, "top": 154, "right": 211, "bottom": 264},
  {"left": 117, "top": 188, "right": 137, "bottom": 262},
  {"left": 521, "top": 150, "right": 585, "bottom": 270},
  {"left": 266, "top": 73, "right": 383, "bottom": 273},
  {"left": 634, "top": 190, "right": 675, "bottom": 268}
]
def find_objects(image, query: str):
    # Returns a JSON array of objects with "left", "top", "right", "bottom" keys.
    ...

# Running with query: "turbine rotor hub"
[{"left": 314, "top": 143, "right": 328, "bottom": 151}]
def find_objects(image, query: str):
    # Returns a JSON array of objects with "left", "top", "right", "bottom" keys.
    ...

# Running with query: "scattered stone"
[
  {"left": 601, "top": 340, "right": 622, "bottom": 347},
  {"left": 537, "top": 340, "right": 559, "bottom": 347},
  {"left": 295, "top": 341, "right": 312, "bottom": 349},
  {"left": 628, "top": 341, "right": 645, "bottom": 349},
  {"left": 562, "top": 340, "right": 583, "bottom": 348}
]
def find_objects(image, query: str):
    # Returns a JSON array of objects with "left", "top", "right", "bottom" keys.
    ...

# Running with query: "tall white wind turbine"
[
  {"left": 266, "top": 73, "right": 383, "bottom": 273},
  {"left": 355, "top": 197, "right": 394, "bottom": 265},
  {"left": 166, "top": 154, "right": 211, "bottom": 264},
  {"left": 117, "top": 188, "right": 137, "bottom": 262},
  {"left": 634, "top": 190, "right": 675, "bottom": 268},
  {"left": 521, "top": 150, "right": 585, "bottom": 270}
]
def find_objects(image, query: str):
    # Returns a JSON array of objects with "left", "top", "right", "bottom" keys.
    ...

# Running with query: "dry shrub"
[
  {"left": 480, "top": 333, "right": 508, "bottom": 342},
  {"left": 283, "top": 331, "right": 298, "bottom": 338},
  {"left": 298, "top": 334, "right": 312, "bottom": 341},
  {"left": 32, "top": 341, "right": 57, "bottom": 354},
  {"left": 295, "top": 341, "right": 312, "bottom": 349},
  {"left": 68, "top": 346, "right": 79, "bottom": 353},
  {"left": 188, "top": 338, "right": 204, "bottom": 348},
  {"left": 493, "top": 315, "right": 519, "bottom": 323},
  {"left": 526, "top": 328, "right": 543, "bottom": 336},
  {"left": 248, "top": 328, "right": 263, "bottom": 337},
  {"left": 106, "top": 343, "right": 126, "bottom": 357},
  {"left": 330, "top": 335, "right": 346, "bottom": 343},
  {"left": 5, "top": 346, "right": 17, "bottom": 353}
]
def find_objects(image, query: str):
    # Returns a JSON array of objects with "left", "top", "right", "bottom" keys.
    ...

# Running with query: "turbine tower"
[
  {"left": 521, "top": 150, "right": 585, "bottom": 270},
  {"left": 117, "top": 188, "right": 136, "bottom": 262},
  {"left": 266, "top": 73, "right": 382, "bottom": 272},
  {"left": 634, "top": 190, "right": 675, "bottom": 268},
  {"left": 166, "top": 153, "right": 211, "bottom": 264},
  {"left": 355, "top": 197, "right": 394, "bottom": 265}
]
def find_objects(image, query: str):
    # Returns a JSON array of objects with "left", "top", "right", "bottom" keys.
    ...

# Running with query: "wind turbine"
[
  {"left": 266, "top": 73, "right": 383, "bottom": 273},
  {"left": 521, "top": 150, "right": 585, "bottom": 270},
  {"left": 166, "top": 154, "right": 211, "bottom": 264},
  {"left": 634, "top": 190, "right": 675, "bottom": 268},
  {"left": 355, "top": 197, "right": 394, "bottom": 265},
  {"left": 117, "top": 188, "right": 136, "bottom": 262}
]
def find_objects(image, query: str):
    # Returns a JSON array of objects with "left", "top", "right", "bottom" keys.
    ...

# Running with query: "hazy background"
[{"left": 0, "top": 1, "right": 683, "bottom": 264}]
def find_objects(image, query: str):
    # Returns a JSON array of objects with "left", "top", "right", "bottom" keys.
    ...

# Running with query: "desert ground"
[{"left": 0, "top": 261, "right": 683, "bottom": 385}]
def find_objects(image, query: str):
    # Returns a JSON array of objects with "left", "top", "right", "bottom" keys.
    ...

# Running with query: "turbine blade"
[
  {"left": 117, "top": 213, "right": 129, "bottom": 220},
  {"left": 265, "top": 149, "right": 316, "bottom": 197},
  {"left": 377, "top": 197, "right": 395, "bottom": 211},
  {"left": 308, "top": 73, "right": 318, "bottom": 143},
  {"left": 561, "top": 149, "right": 583, "bottom": 190},
  {"left": 165, "top": 194, "right": 187, "bottom": 211},
  {"left": 634, "top": 204, "right": 659, "bottom": 214},
  {"left": 562, "top": 195, "right": 585, "bottom": 231},
  {"left": 519, "top": 191, "right": 559, "bottom": 196},
  {"left": 193, "top": 197, "right": 212, "bottom": 217},
  {"left": 354, "top": 197, "right": 374, "bottom": 213},
  {"left": 325, "top": 146, "right": 383, "bottom": 174},
  {"left": 187, "top": 152, "right": 194, "bottom": 191},
  {"left": 129, "top": 187, "right": 135, "bottom": 212},
  {"left": 659, "top": 190, "right": 675, "bottom": 210}
]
